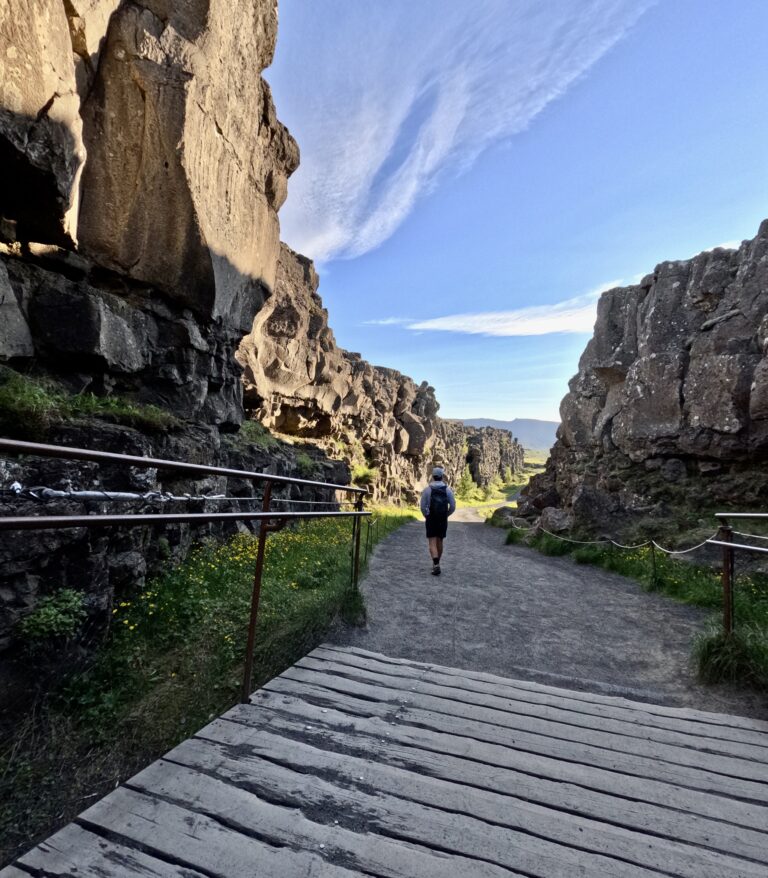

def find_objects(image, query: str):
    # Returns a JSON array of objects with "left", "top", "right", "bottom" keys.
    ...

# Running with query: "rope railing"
[
  {"left": 0, "top": 437, "right": 369, "bottom": 701},
  {"left": 505, "top": 507, "right": 767, "bottom": 636},
  {"left": 506, "top": 515, "right": 717, "bottom": 555}
]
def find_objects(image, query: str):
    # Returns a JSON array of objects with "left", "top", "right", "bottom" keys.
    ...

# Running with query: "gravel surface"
[{"left": 330, "top": 508, "right": 767, "bottom": 718}]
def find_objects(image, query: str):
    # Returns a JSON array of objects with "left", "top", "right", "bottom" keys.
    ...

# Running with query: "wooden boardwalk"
[{"left": 4, "top": 645, "right": 768, "bottom": 877}]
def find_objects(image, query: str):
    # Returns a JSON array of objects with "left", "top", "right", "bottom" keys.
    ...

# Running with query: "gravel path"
[{"left": 330, "top": 508, "right": 767, "bottom": 718}]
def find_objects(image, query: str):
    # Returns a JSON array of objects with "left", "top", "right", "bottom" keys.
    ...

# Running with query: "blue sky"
[{"left": 267, "top": 0, "right": 768, "bottom": 421}]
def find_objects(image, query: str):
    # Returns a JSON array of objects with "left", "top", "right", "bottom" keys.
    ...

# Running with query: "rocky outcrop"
[
  {"left": 0, "top": 0, "right": 297, "bottom": 425},
  {"left": 522, "top": 220, "right": 768, "bottom": 534},
  {"left": 464, "top": 424, "right": 524, "bottom": 485},
  {"left": 238, "top": 245, "right": 524, "bottom": 502}
]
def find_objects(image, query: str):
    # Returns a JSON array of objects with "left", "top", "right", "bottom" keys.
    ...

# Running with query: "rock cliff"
[
  {"left": 522, "top": 219, "right": 768, "bottom": 534},
  {"left": 0, "top": 0, "right": 306, "bottom": 655},
  {"left": 1, "top": 0, "right": 297, "bottom": 425},
  {"left": 238, "top": 245, "right": 524, "bottom": 501}
]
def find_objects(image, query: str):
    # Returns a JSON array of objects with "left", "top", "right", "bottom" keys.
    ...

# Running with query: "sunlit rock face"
[
  {"left": 0, "top": 0, "right": 297, "bottom": 425},
  {"left": 0, "top": 0, "right": 88, "bottom": 245},
  {"left": 77, "top": 0, "right": 298, "bottom": 326},
  {"left": 238, "top": 245, "right": 524, "bottom": 502},
  {"left": 522, "top": 219, "right": 768, "bottom": 534}
]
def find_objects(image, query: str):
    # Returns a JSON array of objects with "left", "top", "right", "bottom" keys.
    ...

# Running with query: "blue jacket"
[{"left": 420, "top": 481, "right": 456, "bottom": 518}]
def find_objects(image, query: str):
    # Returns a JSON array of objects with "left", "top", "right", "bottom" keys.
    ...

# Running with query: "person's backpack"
[{"left": 429, "top": 483, "right": 449, "bottom": 517}]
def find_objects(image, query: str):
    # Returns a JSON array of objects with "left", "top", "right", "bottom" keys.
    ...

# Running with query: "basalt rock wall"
[
  {"left": 0, "top": 0, "right": 311, "bottom": 661},
  {"left": 0, "top": 0, "right": 298, "bottom": 425},
  {"left": 237, "top": 245, "right": 524, "bottom": 502},
  {"left": 522, "top": 219, "right": 768, "bottom": 534}
]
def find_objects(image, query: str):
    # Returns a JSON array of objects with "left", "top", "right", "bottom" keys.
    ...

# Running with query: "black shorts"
[{"left": 425, "top": 514, "right": 448, "bottom": 539}]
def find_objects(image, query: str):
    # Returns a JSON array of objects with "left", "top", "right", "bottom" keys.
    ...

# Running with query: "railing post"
[
  {"left": 352, "top": 494, "right": 364, "bottom": 588},
  {"left": 650, "top": 542, "right": 657, "bottom": 589},
  {"left": 719, "top": 522, "right": 735, "bottom": 636},
  {"left": 349, "top": 513, "right": 358, "bottom": 587},
  {"left": 241, "top": 480, "right": 273, "bottom": 703}
]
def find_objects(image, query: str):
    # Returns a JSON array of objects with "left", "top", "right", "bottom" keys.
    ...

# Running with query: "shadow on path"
[{"left": 330, "top": 509, "right": 767, "bottom": 718}]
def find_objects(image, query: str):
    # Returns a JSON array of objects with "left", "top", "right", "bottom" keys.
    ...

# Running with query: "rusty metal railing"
[
  {"left": 707, "top": 514, "right": 768, "bottom": 636},
  {"left": 0, "top": 437, "right": 369, "bottom": 701}
]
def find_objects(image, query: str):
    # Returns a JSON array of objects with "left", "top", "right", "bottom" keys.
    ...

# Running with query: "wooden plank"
[
  {"left": 253, "top": 683, "right": 768, "bottom": 819},
  {"left": 326, "top": 646, "right": 768, "bottom": 733},
  {"left": 300, "top": 653, "right": 768, "bottom": 760},
  {"left": 159, "top": 737, "right": 664, "bottom": 878},
  {"left": 10, "top": 823, "right": 208, "bottom": 878},
  {"left": 216, "top": 706, "right": 768, "bottom": 864},
  {"left": 77, "top": 786, "right": 373, "bottom": 878},
  {"left": 275, "top": 665, "right": 768, "bottom": 789},
  {"left": 312, "top": 646, "right": 768, "bottom": 748},
  {"left": 187, "top": 718, "right": 768, "bottom": 877},
  {"left": 119, "top": 767, "right": 525, "bottom": 878}
]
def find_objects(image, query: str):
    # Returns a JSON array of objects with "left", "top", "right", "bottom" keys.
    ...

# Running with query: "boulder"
[
  {"left": 539, "top": 506, "right": 574, "bottom": 534},
  {"left": 489, "top": 506, "right": 519, "bottom": 528}
]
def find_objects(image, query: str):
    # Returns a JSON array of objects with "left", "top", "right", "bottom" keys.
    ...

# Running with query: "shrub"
[
  {"left": 236, "top": 420, "right": 278, "bottom": 450},
  {"left": 455, "top": 465, "right": 477, "bottom": 500},
  {"left": 351, "top": 463, "right": 376, "bottom": 486},
  {"left": 295, "top": 451, "right": 317, "bottom": 478},
  {"left": 17, "top": 589, "right": 87, "bottom": 649},
  {"left": 694, "top": 623, "right": 768, "bottom": 688}
]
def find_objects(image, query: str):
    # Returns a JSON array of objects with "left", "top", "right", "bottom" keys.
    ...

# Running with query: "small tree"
[{"left": 456, "top": 465, "right": 477, "bottom": 500}]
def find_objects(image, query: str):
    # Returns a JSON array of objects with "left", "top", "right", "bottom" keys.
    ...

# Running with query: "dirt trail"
[{"left": 330, "top": 508, "right": 767, "bottom": 718}]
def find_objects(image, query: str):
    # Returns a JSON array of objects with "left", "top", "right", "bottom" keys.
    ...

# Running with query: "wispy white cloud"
[
  {"left": 270, "top": 1, "right": 656, "bottom": 262},
  {"left": 403, "top": 280, "right": 622, "bottom": 337},
  {"left": 362, "top": 317, "right": 414, "bottom": 326}
]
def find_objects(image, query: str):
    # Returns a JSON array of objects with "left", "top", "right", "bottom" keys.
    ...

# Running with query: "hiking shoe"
[{"left": 431, "top": 564, "right": 441, "bottom": 576}]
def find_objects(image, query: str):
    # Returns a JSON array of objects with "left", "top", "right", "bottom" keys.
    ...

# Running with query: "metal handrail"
[
  {"left": 706, "top": 539, "right": 768, "bottom": 555},
  {"left": 0, "top": 437, "right": 366, "bottom": 493},
  {"left": 0, "top": 437, "right": 369, "bottom": 701},
  {"left": 0, "top": 510, "right": 365, "bottom": 531}
]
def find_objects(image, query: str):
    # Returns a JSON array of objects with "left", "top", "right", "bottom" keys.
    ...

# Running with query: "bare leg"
[
  {"left": 435, "top": 537, "right": 444, "bottom": 561},
  {"left": 428, "top": 536, "right": 439, "bottom": 560}
]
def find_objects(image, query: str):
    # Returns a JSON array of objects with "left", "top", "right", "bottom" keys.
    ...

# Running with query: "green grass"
[
  {"left": 0, "top": 368, "right": 180, "bottom": 437},
  {"left": 351, "top": 463, "right": 377, "bottom": 487},
  {"left": 693, "top": 623, "right": 768, "bottom": 687},
  {"left": 0, "top": 507, "right": 415, "bottom": 867},
  {"left": 455, "top": 472, "right": 528, "bottom": 509},
  {"left": 513, "top": 529, "right": 768, "bottom": 688},
  {"left": 232, "top": 419, "right": 279, "bottom": 450}
]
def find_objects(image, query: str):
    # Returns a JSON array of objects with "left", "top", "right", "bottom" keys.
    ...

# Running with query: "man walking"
[{"left": 420, "top": 466, "right": 456, "bottom": 575}]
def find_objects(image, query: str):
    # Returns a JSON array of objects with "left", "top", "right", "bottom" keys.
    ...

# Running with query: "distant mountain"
[{"left": 462, "top": 418, "right": 559, "bottom": 450}]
